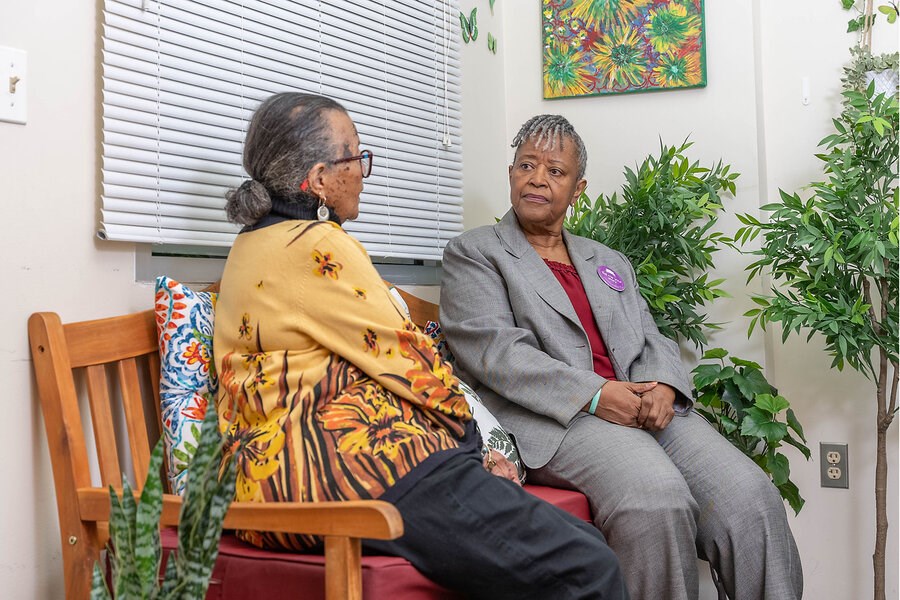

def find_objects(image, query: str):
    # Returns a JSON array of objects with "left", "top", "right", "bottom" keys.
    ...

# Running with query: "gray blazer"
[{"left": 440, "top": 210, "right": 693, "bottom": 469}]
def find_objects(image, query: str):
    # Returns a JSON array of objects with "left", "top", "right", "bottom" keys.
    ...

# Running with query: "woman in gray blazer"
[{"left": 440, "top": 115, "right": 802, "bottom": 600}]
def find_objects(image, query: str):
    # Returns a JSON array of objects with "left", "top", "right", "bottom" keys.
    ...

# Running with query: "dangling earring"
[{"left": 317, "top": 195, "right": 330, "bottom": 221}]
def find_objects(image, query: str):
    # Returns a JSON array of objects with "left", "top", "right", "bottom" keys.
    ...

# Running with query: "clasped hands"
[{"left": 592, "top": 380, "right": 676, "bottom": 431}]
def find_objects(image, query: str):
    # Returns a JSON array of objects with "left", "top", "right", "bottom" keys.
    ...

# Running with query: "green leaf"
[
  {"left": 767, "top": 452, "right": 791, "bottom": 486},
  {"left": 755, "top": 393, "right": 791, "bottom": 416},
  {"left": 785, "top": 408, "right": 807, "bottom": 441},
  {"left": 783, "top": 433, "right": 812, "bottom": 460},
  {"left": 741, "top": 407, "right": 788, "bottom": 444},
  {"left": 90, "top": 563, "right": 113, "bottom": 600},
  {"left": 731, "top": 371, "right": 755, "bottom": 399},
  {"left": 133, "top": 443, "right": 165, "bottom": 596},
  {"left": 692, "top": 363, "right": 723, "bottom": 390},
  {"left": 719, "top": 413, "right": 739, "bottom": 435},
  {"left": 702, "top": 347, "right": 728, "bottom": 360},
  {"left": 778, "top": 479, "right": 805, "bottom": 515},
  {"left": 742, "top": 368, "right": 775, "bottom": 395},
  {"left": 729, "top": 355, "right": 763, "bottom": 370}
]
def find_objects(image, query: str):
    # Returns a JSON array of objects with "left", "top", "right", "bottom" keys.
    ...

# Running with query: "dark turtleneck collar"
[{"left": 241, "top": 194, "right": 338, "bottom": 233}]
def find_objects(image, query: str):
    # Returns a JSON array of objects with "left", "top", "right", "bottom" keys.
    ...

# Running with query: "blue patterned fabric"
[{"left": 154, "top": 277, "right": 218, "bottom": 495}]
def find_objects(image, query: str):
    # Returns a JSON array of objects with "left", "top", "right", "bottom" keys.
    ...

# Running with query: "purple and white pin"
[{"left": 597, "top": 265, "right": 625, "bottom": 292}]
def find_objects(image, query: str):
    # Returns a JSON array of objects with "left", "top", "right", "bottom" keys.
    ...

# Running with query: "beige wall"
[
  {"left": 1, "top": 0, "right": 896, "bottom": 597},
  {"left": 461, "top": 1, "right": 899, "bottom": 598},
  {"left": 1, "top": 2, "right": 153, "bottom": 598}
]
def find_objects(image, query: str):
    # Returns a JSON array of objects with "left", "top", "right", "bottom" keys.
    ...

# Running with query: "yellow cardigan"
[{"left": 213, "top": 220, "right": 473, "bottom": 550}]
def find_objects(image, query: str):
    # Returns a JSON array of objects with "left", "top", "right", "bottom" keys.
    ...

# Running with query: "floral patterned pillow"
[
  {"left": 154, "top": 277, "right": 217, "bottom": 495},
  {"left": 423, "top": 320, "right": 454, "bottom": 365},
  {"left": 423, "top": 320, "right": 522, "bottom": 479},
  {"left": 458, "top": 380, "right": 523, "bottom": 481}
]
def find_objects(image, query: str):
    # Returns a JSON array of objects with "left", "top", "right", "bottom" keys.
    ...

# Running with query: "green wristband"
[{"left": 588, "top": 387, "right": 603, "bottom": 415}]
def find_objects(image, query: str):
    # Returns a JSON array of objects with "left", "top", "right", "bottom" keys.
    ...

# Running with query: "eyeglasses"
[{"left": 333, "top": 149, "right": 374, "bottom": 179}]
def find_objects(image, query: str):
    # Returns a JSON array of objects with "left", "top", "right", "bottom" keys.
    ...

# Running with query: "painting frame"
[{"left": 542, "top": 0, "right": 707, "bottom": 99}]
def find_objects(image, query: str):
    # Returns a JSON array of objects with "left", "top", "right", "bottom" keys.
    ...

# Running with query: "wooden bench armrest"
[{"left": 76, "top": 488, "right": 403, "bottom": 540}]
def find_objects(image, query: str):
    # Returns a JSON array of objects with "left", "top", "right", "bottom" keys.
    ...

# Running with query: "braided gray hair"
[{"left": 511, "top": 114, "right": 587, "bottom": 179}]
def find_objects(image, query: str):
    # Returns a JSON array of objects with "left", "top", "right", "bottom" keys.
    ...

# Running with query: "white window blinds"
[{"left": 100, "top": 0, "right": 462, "bottom": 260}]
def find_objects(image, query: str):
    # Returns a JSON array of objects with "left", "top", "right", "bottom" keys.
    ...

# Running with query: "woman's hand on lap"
[
  {"left": 636, "top": 383, "right": 676, "bottom": 431},
  {"left": 593, "top": 381, "right": 657, "bottom": 427},
  {"left": 483, "top": 449, "right": 522, "bottom": 486}
]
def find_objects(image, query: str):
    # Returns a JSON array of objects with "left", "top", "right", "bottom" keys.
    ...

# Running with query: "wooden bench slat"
[
  {"left": 118, "top": 357, "right": 151, "bottom": 485},
  {"left": 85, "top": 365, "right": 122, "bottom": 488}
]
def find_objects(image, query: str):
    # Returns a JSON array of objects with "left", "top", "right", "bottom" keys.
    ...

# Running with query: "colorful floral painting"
[{"left": 542, "top": 0, "right": 706, "bottom": 99}]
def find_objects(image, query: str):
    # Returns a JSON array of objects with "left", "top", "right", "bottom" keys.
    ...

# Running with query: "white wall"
[
  {"left": 460, "top": 0, "right": 509, "bottom": 228},
  {"left": 0, "top": 2, "right": 152, "bottom": 597},
  {"left": 460, "top": 1, "right": 899, "bottom": 598}
]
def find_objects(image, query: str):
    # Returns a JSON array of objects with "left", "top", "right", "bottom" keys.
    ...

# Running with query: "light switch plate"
[{"left": 0, "top": 46, "right": 27, "bottom": 125}]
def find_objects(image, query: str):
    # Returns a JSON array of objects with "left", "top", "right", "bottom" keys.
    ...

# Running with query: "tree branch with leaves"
[{"left": 735, "top": 75, "right": 898, "bottom": 599}]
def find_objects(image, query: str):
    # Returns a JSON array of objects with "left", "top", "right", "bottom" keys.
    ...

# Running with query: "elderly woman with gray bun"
[
  {"left": 440, "top": 114, "right": 803, "bottom": 600},
  {"left": 213, "top": 93, "right": 629, "bottom": 599}
]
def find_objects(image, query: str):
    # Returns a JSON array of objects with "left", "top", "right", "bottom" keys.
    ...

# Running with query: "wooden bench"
[{"left": 29, "top": 286, "right": 590, "bottom": 599}]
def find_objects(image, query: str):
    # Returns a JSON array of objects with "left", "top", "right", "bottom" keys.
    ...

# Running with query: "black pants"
[{"left": 364, "top": 449, "right": 629, "bottom": 600}]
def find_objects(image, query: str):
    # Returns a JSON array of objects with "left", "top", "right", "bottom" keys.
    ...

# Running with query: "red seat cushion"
[
  {"left": 523, "top": 484, "right": 591, "bottom": 522},
  {"left": 161, "top": 485, "right": 590, "bottom": 599}
]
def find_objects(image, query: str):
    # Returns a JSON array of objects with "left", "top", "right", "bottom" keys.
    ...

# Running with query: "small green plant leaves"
[
  {"left": 732, "top": 47, "right": 898, "bottom": 388},
  {"left": 92, "top": 402, "right": 235, "bottom": 599},
  {"left": 692, "top": 348, "right": 810, "bottom": 514},
  {"left": 564, "top": 138, "right": 737, "bottom": 348}
]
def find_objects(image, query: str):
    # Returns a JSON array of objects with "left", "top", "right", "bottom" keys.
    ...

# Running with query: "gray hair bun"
[{"left": 225, "top": 179, "right": 272, "bottom": 225}]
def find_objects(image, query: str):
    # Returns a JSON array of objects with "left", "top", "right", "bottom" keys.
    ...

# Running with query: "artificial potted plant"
[
  {"left": 91, "top": 404, "right": 236, "bottom": 599},
  {"left": 734, "top": 6, "right": 898, "bottom": 593}
]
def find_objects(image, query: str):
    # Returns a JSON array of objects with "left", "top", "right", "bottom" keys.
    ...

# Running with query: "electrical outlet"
[{"left": 820, "top": 443, "right": 849, "bottom": 489}]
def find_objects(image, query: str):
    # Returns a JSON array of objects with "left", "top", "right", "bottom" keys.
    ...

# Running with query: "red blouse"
[{"left": 544, "top": 259, "right": 617, "bottom": 381}]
